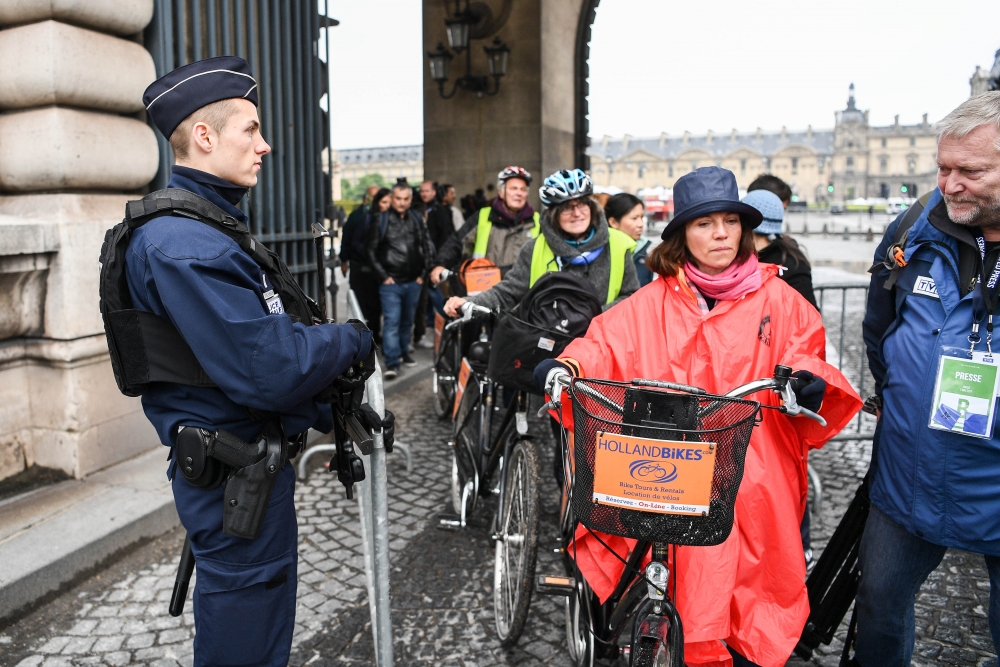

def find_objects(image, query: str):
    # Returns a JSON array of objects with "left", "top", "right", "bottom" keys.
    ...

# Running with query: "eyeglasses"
[{"left": 563, "top": 200, "right": 590, "bottom": 214}]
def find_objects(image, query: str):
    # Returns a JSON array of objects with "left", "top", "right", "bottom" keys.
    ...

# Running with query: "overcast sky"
[{"left": 323, "top": 0, "right": 1000, "bottom": 149}]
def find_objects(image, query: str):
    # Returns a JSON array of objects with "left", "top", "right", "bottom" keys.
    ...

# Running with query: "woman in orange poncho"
[{"left": 534, "top": 167, "right": 862, "bottom": 666}]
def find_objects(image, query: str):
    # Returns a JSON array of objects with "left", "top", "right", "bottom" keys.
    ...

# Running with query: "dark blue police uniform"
[{"left": 133, "top": 57, "right": 371, "bottom": 666}]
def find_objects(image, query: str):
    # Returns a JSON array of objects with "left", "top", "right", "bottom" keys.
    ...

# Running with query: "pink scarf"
[{"left": 683, "top": 255, "right": 761, "bottom": 301}]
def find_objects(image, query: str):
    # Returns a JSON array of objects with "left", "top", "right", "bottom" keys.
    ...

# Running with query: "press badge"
[
  {"left": 261, "top": 272, "right": 285, "bottom": 315},
  {"left": 928, "top": 347, "right": 1000, "bottom": 438}
]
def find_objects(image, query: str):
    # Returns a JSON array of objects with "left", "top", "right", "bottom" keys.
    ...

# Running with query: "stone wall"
[{"left": 0, "top": 0, "right": 160, "bottom": 480}]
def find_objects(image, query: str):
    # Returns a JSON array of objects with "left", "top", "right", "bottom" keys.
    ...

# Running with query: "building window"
[
  {"left": 881, "top": 138, "right": 887, "bottom": 148},
  {"left": 818, "top": 156, "right": 826, "bottom": 172},
  {"left": 910, "top": 137, "right": 916, "bottom": 147},
  {"left": 847, "top": 186, "right": 856, "bottom": 199},
  {"left": 668, "top": 163, "right": 674, "bottom": 177},
  {"left": 846, "top": 156, "right": 854, "bottom": 175},
  {"left": 638, "top": 163, "right": 647, "bottom": 179},
  {"left": 880, "top": 156, "right": 888, "bottom": 173},
  {"left": 691, "top": 161, "right": 698, "bottom": 171},
  {"left": 791, "top": 157, "right": 798, "bottom": 175},
  {"left": 908, "top": 157, "right": 917, "bottom": 174},
  {"left": 740, "top": 159, "right": 746, "bottom": 174}
]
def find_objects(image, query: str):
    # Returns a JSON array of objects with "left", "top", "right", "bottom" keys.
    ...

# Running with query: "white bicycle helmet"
[
  {"left": 497, "top": 165, "right": 532, "bottom": 189},
  {"left": 539, "top": 168, "right": 594, "bottom": 207}
]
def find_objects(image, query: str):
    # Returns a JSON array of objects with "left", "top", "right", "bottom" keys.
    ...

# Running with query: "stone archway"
[{"left": 422, "top": 0, "right": 601, "bottom": 204}]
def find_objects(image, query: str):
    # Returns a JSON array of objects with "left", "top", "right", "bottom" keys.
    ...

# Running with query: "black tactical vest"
[{"left": 99, "top": 189, "right": 322, "bottom": 397}]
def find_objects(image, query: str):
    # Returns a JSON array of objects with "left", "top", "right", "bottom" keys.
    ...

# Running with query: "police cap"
[{"left": 143, "top": 56, "right": 258, "bottom": 139}]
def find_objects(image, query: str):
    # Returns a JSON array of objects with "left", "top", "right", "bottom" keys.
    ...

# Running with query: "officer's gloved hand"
[
  {"left": 790, "top": 370, "right": 827, "bottom": 413},
  {"left": 359, "top": 404, "right": 396, "bottom": 453},
  {"left": 534, "top": 359, "right": 570, "bottom": 396},
  {"left": 346, "top": 318, "right": 375, "bottom": 363}
]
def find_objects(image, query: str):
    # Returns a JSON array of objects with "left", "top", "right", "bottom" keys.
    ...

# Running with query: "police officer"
[{"left": 131, "top": 57, "right": 372, "bottom": 666}]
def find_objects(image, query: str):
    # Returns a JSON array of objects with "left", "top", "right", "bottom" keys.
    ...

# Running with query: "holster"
[
  {"left": 221, "top": 421, "right": 287, "bottom": 540},
  {"left": 176, "top": 421, "right": 290, "bottom": 540}
]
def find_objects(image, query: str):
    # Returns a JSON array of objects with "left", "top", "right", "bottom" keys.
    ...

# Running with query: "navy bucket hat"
[{"left": 662, "top": 166, "right": 763, "bottom": 240}]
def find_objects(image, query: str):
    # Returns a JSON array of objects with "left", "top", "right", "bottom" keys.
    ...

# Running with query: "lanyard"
[{"left": 970, "top": 233, "right": 1000, "bottom": 352}]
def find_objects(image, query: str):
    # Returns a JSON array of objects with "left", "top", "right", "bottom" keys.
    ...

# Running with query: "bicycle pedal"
[
  {"left": 436, "top": 513, "right": 465, "bottom": 531},
  {"left": 535, "top": 574, "right": 576, "bottom": 595}
]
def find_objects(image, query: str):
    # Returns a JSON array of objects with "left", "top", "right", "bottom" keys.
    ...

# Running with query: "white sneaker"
[
  {"left": 417, "top": 337, "right": 435, "bottom": 349},
  {"left": 384, "top": 366, "right": 399, "bottom": 380}
]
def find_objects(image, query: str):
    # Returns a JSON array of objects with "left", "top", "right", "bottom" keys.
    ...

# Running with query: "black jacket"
[
  {"left": 364, "top": 208, "right": 431, "bottom": 283},
  {"left": 758, "top": 240, "right": 818, "bottom": 309},
  {"left": 425, "top": 203, "right": 456, "bottom": 253},
  {"left": 339, "top": 204, "right": 370, "bottom": 265}
]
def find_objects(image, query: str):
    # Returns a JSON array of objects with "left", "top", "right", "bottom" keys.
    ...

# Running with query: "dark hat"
[
  {"left": 662, "top": 166, "right": 763, "bottom": 240},
  {"left": 143, "top": 56, "right": 258, "bottom": 139}
]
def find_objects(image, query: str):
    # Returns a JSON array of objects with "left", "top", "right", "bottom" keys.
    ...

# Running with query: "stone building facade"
[
  {"left": 589, "top": 85, "right": 939, "bottom": 203},
  {"left": 0, "top": 1, "right": 160, "bottom": 481},
  {"left": 338, "top": 145, "right": 424, "bottom": 187}
]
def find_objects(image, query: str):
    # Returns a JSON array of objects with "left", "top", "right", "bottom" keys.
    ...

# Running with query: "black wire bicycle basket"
[{"left": 570, "top": 378, "right": 760, "bottom": 546}]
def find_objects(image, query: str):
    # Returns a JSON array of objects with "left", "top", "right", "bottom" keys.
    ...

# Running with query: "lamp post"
[{"left": 429, "top": 5, "right": 510, "bottom": 99}]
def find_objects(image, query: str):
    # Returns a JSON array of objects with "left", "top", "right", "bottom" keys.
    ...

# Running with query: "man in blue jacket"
[
  {"left": 859, "top": 92, "right": 1000, "bottom": 664},
  {"left": 131, "top": 57, "right": 372, "bottom": 666}
]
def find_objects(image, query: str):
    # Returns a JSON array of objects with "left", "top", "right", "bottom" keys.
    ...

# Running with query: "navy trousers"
[{"left": 172, "top": 463, "right": 298, "bottom": 667}]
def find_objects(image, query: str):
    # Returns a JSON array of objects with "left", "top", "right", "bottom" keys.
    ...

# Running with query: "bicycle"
[
  {"left": 438, "top": 302, "right": 543, "bottom": 647},
  {"left": 537, "top": 365, "right": 827, "bottom": 666}
]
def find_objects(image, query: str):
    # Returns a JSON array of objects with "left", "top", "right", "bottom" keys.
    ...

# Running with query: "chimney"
[
  {"left": 922, "top": 113, "right": 928, "bottom": 126},
  {"left": 780, "top": 126, "right": 787, "bottom": 141},
  {"left": 894, "top": 115, "right": 900, "bottom": 128},
  {"left": 601, "top": 135, "right": 610, "bottom": 151},
  {"left": 706, "top": 129, "right": 714, "bottom": 145},
  {"left": 864, "top": 110, "right": 870, "bottom": 123},
  {"left": 755, "top": 127, "right": 762, "bottom": 142},
  {"left": 659, "top": 132, "right": 669, "bottom": 149},
  {"left": 807, "top": 124, "right": 813, "bottom": 140},
  {"left": 623, "top": 134, "right": 632, "bottom": 151},
  {"left": 730, "top": 128, "right": 738, "bottom": 142},
  {"left": 683, "top": 131, "right": 690, "bottom": 146}
]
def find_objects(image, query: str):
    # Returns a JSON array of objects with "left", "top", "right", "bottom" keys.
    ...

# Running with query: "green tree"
[{"left": 342, "top": 173, "right": 390, "bottom": 201}]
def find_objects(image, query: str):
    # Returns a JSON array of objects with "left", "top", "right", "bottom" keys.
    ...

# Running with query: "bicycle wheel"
[
  {"left": 432, "top": 331, "right": 457, "bottom": 419},
  {"left": 451, "top": 382, "right": 482, "bottom": 518},
  {"left": 493, "top": 438, "right": 540, "bottom": 647},
  {"left": 632, "top": 636, "right": 670, "bottom": 667},
  {"left": 565, "top": 576, "right": 595, "bottom": 667}
]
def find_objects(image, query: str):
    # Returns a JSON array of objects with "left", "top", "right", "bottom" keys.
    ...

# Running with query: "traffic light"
[
  {"left": 827, "top": 184, "right": 834, "bottom": 193},
  {"left": 900, "top": 185, "right": 908, "bottom": 194}
]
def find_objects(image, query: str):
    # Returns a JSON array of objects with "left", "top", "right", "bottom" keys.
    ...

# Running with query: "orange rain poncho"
[{"left": 557, "top": 264, "right": 862, "bottom": 666}]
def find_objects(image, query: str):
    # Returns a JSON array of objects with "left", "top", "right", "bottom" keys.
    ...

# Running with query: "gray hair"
[{"left": 935, "top": 91, "right": 1000, "bottom": 148}]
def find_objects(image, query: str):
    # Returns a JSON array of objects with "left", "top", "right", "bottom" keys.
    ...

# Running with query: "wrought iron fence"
[
  {"left": 144, "top": 0, "right": 335, "bottom": 301},
  {"left": 815, "top": 283, "right": 877, "bottom": 439}
]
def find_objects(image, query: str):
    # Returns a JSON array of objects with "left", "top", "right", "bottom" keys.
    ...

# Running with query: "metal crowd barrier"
[
  {"left": 814, "top": 282, "right": 877, "bottom": 442},
  {"left": 296, "top": 290, "right": 406, "bottom": 667}
]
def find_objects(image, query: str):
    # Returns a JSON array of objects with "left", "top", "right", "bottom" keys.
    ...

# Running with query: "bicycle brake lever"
[
  {"left": 537, "top": 400, "right": 559, "bottom": 418},
  {"left": 778, "top": 384, "right": 828, "bottom": 427}
]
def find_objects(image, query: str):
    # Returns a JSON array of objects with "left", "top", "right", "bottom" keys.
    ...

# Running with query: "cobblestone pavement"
[{"left": 1, "top": 378, "right": 997, "bottom": 666}]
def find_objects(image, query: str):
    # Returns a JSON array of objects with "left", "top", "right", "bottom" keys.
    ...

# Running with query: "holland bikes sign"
[{"left": 592, "top": 432, "right": 717, "bottom": 516}]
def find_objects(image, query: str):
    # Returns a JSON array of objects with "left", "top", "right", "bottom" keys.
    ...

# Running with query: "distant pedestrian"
[
  {"left": 415, "top": 179, "right": 436, "bottom": 218},
  {"left": 365, "top": 182, "right": 432, "bottom": 378},
  {"left": 439, "top": 183, "right": 464, "bottom": 231},
  {"left": 605, "top": 193, "right": 653, "bottom": 286},
  {"left": 746, "top": 174, "right": 818, "bottom": 309},
  {"left": 340, "top": 185, "right": 387, "bottom": 344}
]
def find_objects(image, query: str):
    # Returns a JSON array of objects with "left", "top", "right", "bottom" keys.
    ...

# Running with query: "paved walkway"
[{"left": 1, "top": 378, "right": 997, "bottom": 666}]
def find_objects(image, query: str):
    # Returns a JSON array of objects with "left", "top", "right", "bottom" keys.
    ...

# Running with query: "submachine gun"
[{"left": 311, "top": 221, "right": 394, "bottom": 499}]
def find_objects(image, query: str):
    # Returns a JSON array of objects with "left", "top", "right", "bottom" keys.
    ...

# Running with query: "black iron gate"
[{"left": 144, "top": 0, "right": 336, "bottom": 302}]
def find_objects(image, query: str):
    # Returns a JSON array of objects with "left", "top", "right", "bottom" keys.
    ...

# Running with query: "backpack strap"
[{"left": 874, "top": 191, "right": 933, "bottom": 290}]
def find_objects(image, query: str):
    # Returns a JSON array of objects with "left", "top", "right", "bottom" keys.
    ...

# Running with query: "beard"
[{"left": 945, "top": 189, "right": 1000, "bottom": 228}]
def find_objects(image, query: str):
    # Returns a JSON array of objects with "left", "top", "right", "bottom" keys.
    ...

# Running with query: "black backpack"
[
  {"left": 487, "top": 273, "right": 603, "bottom": 393},
  {"left": 99, "top": 189, "right": 322, "bottom": 398}
]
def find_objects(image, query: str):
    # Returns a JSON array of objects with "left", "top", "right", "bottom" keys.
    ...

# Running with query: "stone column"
[
  {"left": 422, "top": 0, "right": 585, "bottom": 207},
  {"left": 0, "top": 0, "right": 160, "bottom": 480}
]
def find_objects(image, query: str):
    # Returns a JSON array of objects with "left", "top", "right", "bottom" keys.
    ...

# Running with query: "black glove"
[
  {"left": 359, "top": 404, "right": 395, "bottom": 453},
  {"left": 789, "top": 370, "right": 826, "bottom": 414},
  {"left": 346, "top": 318, "right": 376, "bottom": 365}
]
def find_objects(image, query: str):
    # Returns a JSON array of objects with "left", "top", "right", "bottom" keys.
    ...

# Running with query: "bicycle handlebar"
[
  {"left": 538, "top": 365, "right": 827, "bottom": 427},
  {"left": 444, "top": 302, "right": 492, "bottom": 331}
]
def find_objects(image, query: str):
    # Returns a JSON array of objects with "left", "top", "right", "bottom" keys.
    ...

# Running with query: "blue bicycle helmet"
[{"left": 539, "top": 169, "right": 594, "bottom": 207}]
